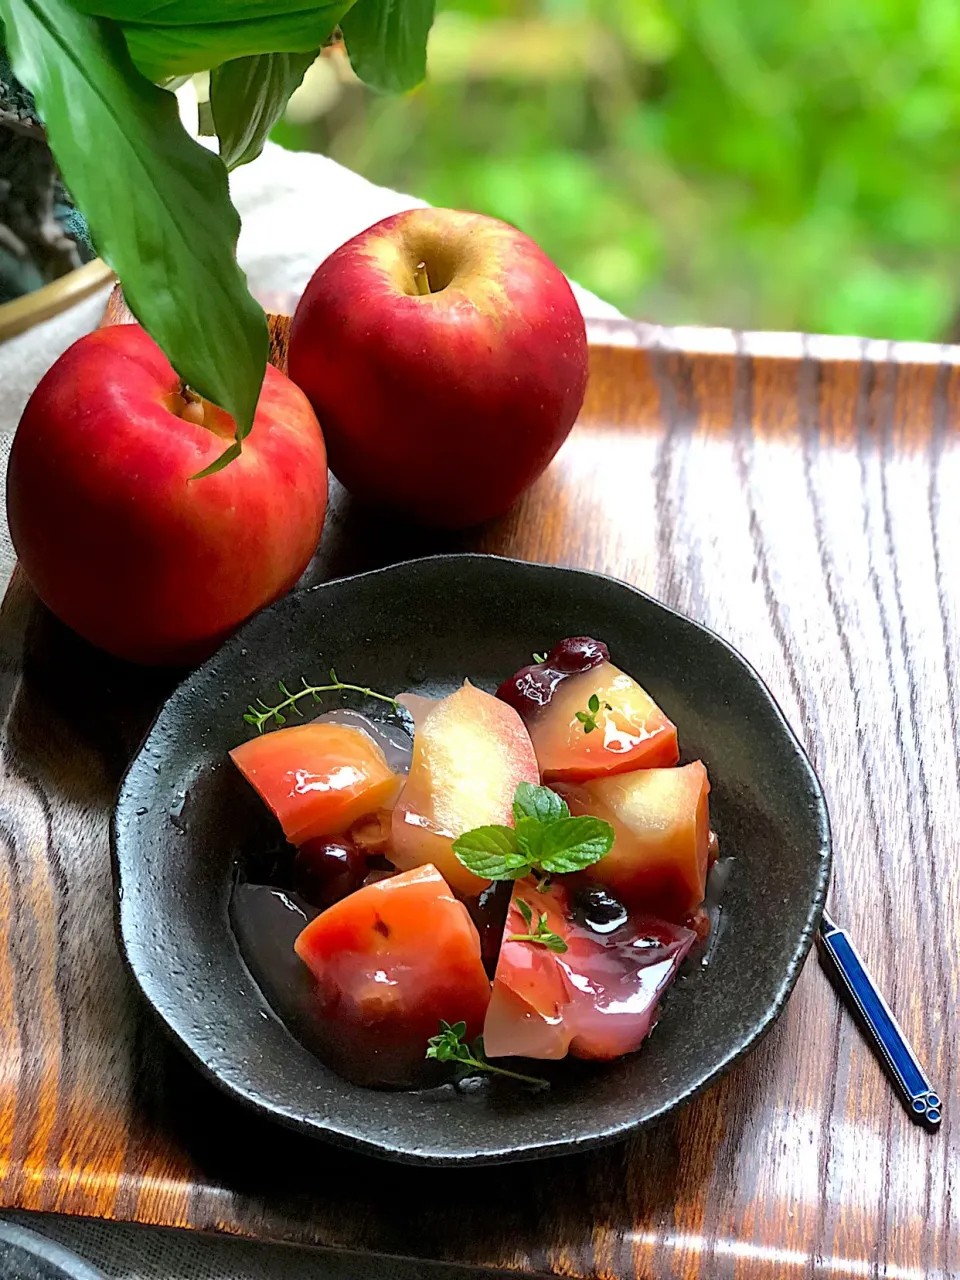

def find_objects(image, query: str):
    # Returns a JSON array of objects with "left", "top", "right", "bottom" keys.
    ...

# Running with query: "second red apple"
[{"left": 288, "top": 208, "right": 588, "bottom": 527}]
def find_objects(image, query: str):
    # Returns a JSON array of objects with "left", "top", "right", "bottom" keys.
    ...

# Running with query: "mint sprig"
[
  {"left": 510, "top": 898, "right": 568, "bottom": 953},
  {"left": 453, "top": 782, "right": 614, "bottom": 882},
  {"left": 426, "top": 1021, "right": 548, "bottom": 1088}
]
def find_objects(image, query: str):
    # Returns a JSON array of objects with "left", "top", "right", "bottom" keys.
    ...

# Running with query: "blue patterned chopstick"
[{"left": 818, "top": 907, "right": 941, "bottom": 1131}]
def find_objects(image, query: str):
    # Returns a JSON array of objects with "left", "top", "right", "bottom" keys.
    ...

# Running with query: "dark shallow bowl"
[
  {"left": 113, "top": 554, "right": 830, "bottom": 1166},
  {"left": 0, "top": 1221, "right": 106, "bottom": 1280}
]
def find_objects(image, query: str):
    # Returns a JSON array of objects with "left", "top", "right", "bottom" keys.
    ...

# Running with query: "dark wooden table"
[{"left": 0, "top": 309, "right": 955, "bottom": 1278}]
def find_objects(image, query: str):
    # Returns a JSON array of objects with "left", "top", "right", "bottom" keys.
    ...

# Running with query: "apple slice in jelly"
[
  {"left": 483, "top": 879, "right": 695, "bottom": 1061},
  {"left": 556, "top": 761, "right": 711, "bottom": 920},
  {"left": 390, "top": 681, "right": 539, "bottom": 897},
  {"left": 230, "top": 721, "right": 402, "bottom": 845},
  {"left": 496, "top": 639, "right": 678, "bottom": 782},
  {"left": 294, "top": 864, "right": 491, "bottom": 1087}
]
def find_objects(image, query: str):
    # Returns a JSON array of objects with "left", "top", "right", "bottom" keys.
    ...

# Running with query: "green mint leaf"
[
  {"left": 341, "top": 0, "right": 436, "bottom": 93},
  {"left": 538, "top": 816, "right": 615, "bottom": 874},
  {"left": 515, "top": 898, "right": 533, "bottom": 928},
  {"left": 0, "top": 0, "right": 270, "bottom": 445},
  {"left": 512, "top": 781, "right": 569, "bottom": 825},
  {"left": 588, "top": 693, "right": 600, "bottom": 714},
  {"left": 452, "top": 826, "right": 528, "bottom": 880},
  {"left": 211, "top": 50, "right": 318, "bottom": 171},
  {"left": 514, "top": 815, "right": 545, "bottom": 863},
  {"left": 449, "top": 1020, "right": 467, "bottom": 1040}
]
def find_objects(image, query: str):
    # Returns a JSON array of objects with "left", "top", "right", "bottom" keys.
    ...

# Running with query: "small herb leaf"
[
  {"left": 538, "top": 816, "right": 615, "bottom": 874},
  {"left": 243, "top": 673, "right": 399, "bottom": 734},
  {"left": 452, "top": 827, "right": 528, "bottom": 880},
  {"left": 532, "top": 652, "right": 546, "bottom": 663},
  {"left": 513, "top": 781, "right": 569, "bottom": 825},
  {"left": 514, "top": 815, "right": 546, "bottom": 863},
  {"left": 508, "top": 901, "right": 569, "bottom": 953},
  {"left": 425, "top": 1019, "right": 548, "bottom": 1087},
  {"left": 588, "top": 693, "right": 600, "bottom": 714}
]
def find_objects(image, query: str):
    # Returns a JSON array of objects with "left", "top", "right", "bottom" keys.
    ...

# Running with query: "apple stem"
[
  {"left": 413, "top": 260, "right": 432, "bottom": 297},
  {"left": 177, "top": 382, "right": 206, "bottom": 427}
]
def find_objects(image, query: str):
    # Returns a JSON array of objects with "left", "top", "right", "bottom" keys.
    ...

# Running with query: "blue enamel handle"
[{"left": 819, "top": 907, "right": 941, "bottom": 1130}]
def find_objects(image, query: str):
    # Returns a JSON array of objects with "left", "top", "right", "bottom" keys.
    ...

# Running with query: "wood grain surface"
[{"left": 0, "top": 292, "right": 956, "bottom": 1278}]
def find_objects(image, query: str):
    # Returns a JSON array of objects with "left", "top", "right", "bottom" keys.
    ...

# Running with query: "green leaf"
[
  {"left": 588, "top": 693, "right": 600, "bottom": 714},
  {"left": 512, "top": 781, "right": 569, "bottom": 825},
  {"left": 515, "top": 897, "right": 533, "bottom": 928},
  {"left": 1, "top": 0, "right": 268, "bottom": 443},
  {"left": 120, "top": 6, "right": 349, "bottom": 81},
  {"left": 452, "top": 826, "right": 528, "bottom": 881},
  {"left": 341, "top": 0, "right": 435, "bottom": 93},
  {"left": 514, "top": 815, "right": 545, "bottom": 863},
  {"left": 538, "top": 816, "right": 615, "bottom": 874},
  {"left": 211, "top": 49, "right": 317, "bottom": 170},
  {"left": 75, "top": 1, "right": 339, "bottom": 16}
]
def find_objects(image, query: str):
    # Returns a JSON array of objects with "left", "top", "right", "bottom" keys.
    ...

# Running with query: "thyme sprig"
[{"left": 243, "top": 669, "right": 399, "bottom": 733}]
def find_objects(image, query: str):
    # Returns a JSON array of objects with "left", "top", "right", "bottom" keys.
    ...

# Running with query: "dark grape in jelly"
[
  {"left": 496, "top": 636, "right": 609, "bottom": 718},
  {"left": 573, "top": 885, "right": 629, "bottom": 935},
  {"left": 293, "top": 837, "right": 368, "bottom": 909}
]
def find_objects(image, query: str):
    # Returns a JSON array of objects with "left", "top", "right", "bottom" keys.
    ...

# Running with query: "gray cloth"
[
  {"left": 0, "top": 1211, "right": 522, "bottom": 1280},
  {"left": 0, "top": 146, "right": 619, "bottom": 1277}
]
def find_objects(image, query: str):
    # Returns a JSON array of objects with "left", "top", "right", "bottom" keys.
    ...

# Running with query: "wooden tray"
[{"left": 0, "top": 298, "right": 955, "bottom": 1279}]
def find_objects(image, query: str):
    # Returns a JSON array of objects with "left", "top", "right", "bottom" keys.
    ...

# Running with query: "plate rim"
[{"left": 112, "top": 553, "right": 832, "bottom": 1166}]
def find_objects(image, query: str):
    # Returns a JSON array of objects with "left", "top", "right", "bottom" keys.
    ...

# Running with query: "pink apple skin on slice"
[
  {"left": 390, "top": 682, "right": 540, "bottom": 898},
  {"left": 483, "top": 878, "right": 696, "bottom": 1061},
  {"left": 501, "top": 656, "right": 679, "bottom": 783},
  {"left": 556, "top": 762, "right": 711, "bottom": 920}
]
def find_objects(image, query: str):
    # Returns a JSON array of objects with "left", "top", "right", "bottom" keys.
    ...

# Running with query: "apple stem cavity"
[
  {"left": 174, "top": 382, "right": 206, "bottom": 427},
  {"left": 413, "top": 260, "right": 432, "bottom": 297}
]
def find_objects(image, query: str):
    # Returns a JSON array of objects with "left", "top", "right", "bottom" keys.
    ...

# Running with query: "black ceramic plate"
[{"left": 113, "top": 555, "right": 830, "bottom": 1165}]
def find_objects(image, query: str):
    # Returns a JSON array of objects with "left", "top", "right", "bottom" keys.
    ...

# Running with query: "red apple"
[
  {"left": 287, "top": 208, "right": 588, "bottom": 527},
  {"left": 7, "top": 324, "right": 328, "bottom": 665}
]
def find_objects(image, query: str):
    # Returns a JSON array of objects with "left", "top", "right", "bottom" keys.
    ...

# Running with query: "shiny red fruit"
[
  {"left": 7, "top": 325, "right": 328, "bottom": 665},
  {"left": 294, "top": 864, "right": 491, "bottom": 1087},
  {"left": 483, "top": 878, "right": 695, "bottom": 1062},
  {"left": 288, "top": 208, "right": 588, "bottom": 528}
]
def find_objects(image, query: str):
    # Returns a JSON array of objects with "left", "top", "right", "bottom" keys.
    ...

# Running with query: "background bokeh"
[{"left": 272, "top": 0, "right": 960, "bottom": 341}]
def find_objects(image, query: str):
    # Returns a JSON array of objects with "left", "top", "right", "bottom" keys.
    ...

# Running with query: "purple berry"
[
  {"left": 294, "top": 837, "right": 366, "bottom": 909},
  {"left": 496, "top": 664, "right": 566, "bottom": 717},
  {"left": 497, "top": 637, "right": 610, "bottom": 719},
  {"left": 548, "top": 636, "right": 609, "bottom": 675}
]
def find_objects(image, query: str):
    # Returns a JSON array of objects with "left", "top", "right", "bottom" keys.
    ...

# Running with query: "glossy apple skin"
[
  {"left": 512, "top": 659, "right": 680, "bottom": 783},
  {"left": 556, "top": 762, "right": 712, "bottom": 919},
  {"left": 287, "top": 208, "right": 588, "bottom": 527},
  {"left": 294, "top": 863, "right": 491, "bottom": 1087},
  {"left": 7, "top": 325, "right": 328, "bottom": 665},
  {"left": 483, "top": 878, "right": 696, "bottom": 1061},
  {"left": 230, "top": 722, "right": 402, "bottom": 845},
  {"left": 391, "top": 682, "right": 540, "bottom": 897}
]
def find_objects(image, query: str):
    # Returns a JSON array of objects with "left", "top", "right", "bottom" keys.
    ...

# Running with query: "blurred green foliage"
[{"left": 273, "top": 0, "right": 960, "bottom": 340}]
